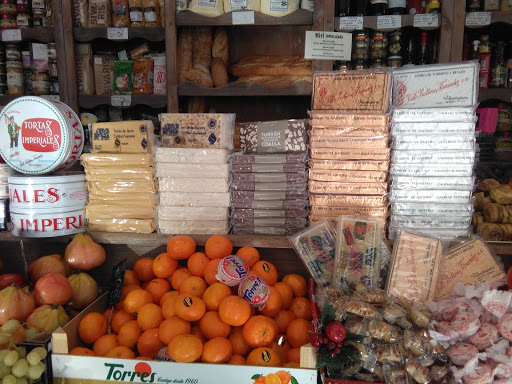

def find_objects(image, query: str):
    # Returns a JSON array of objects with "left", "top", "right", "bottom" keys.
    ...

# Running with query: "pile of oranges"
[{"left": 70, "top": 235, "right": 314, "bottom": 368}]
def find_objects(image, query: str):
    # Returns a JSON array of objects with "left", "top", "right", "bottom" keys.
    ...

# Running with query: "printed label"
[
  {"left": 232, "top": 10, "right": 255, "bottom": 24},
  {"left": 413, "top": 13, "right": 439, "bottom": 28},
  {"left": 230, "top": 0, "right": 248, "bottom": 10},
  {"left": 270, "top": 0, "right": 288, "bottom": 12},
  {"left": 339, "top": 16, "right": 363, "bottom": 31},
  {"left": 256, "top": 120, "right": 287, "bottom": 153},
  {"left": 1, "top": 29, "right": 21, "bottom": 41},
  {"left": 198, "top": 0, "right": 217, "bottom": 8},
  {"left": 111, "top": 95, "right": 131, "bottom": 107},
  {"left": 465, "top": 12, "right": 491, "bottom": 26},
  {"left": 107, "top": 28, "right": 128, "bottom": 40},
  {"left": 377, "top": 15, "right": 401, "bottom": 29}
]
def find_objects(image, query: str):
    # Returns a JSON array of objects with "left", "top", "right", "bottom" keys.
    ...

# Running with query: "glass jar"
[
  {"left": 31, "top": 0, "right": 45, "bottom": 10},
  {"left": 370, "top": 31, "right": 388, "bottom": 61},
  {"left": 21, "top": 51, "right": 30, "bottom": 69},
  {"left": 16, "top": 0, "right": 30, "bottom": 12},
  {"left": 47, "top": 43, "right": 56, "bottom": 61},
  {"left": 6, "top": 61, "right": 23, "bottom": 95},
  {"left": 352, "top": 30, "right": 370, "bottom": 61},
  {"left": 0, "top": 0, "right": 17, "bottom": 14},
  {"left": 387, "top": 55, "right": 403, "bottom": 68},
  {"left": 32, "top": 69, "right": 49, "bottom": 95},
  {"left": 0, "top": 13, "right": 16, "bottom": 29},
  {"left": 5, "top": 44, "right": 20, "bottom": 62},
  {"left": 32, "top": 9, "right": 45, "bottom": 27},
  {"left": 16, "top": 12, "right": 32, "bottom": 28}
]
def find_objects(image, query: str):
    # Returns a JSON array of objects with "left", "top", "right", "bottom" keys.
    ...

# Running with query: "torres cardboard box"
[{"left": 92, "top": 121, "right": 155, "bottom": 153}]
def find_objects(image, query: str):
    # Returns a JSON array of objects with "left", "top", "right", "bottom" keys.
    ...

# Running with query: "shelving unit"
[{"left": 175, "top": 9, "right": 313, "bottom": 26}]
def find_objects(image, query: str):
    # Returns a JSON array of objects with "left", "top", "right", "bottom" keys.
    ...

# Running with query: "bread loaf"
[
  {"left": 193, "top": 27, "right": 213, "bottom": 69},
  {"left": 212, "top": 28, "right": 229, "bottom": 67},
  {"left": 186, "top": 64, "right": 214, "bottom": 88},
  {"left": 229, "top": 56, "right": 313, "bottom": 77},
  {"left": 235, "top": 75, "right": 311, "bottom": 88},
  {"left": 177, "top": 27, "right": 193, "bottom": 84},
  {"left": 187, "top": 97, "right": 206, "bottom": 113},
  {"left": 211, "top": 57, "right": 228, "bottom": 87}
]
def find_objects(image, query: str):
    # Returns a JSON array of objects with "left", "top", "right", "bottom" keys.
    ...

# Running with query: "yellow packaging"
[{"left": 91, "top": 120, "right": 154, "bottom": 153}]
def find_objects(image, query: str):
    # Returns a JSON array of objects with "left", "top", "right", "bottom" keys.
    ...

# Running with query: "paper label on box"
[
  {"left": 413, "top": 13, "right": 439, "bottom": 28},
  {"left": 391, "top": 202, "right": 473, "bottom": 216},
  {"left": 111, "top": 95, "right": 131, "bottom": 107},
  {"left": 377, "top": 15, "right": 401, "bottom": 29},
  {"left": 1, "top": 29, "right": 21, "bottom": 42},
  {"left": 270, "top": 0, "right": 288, "bottom": 12},
  {"left": 304, "top": 31, "right": 352, "bottom": 61},
  {"left": 339, "top": 16, "right": 363, "bottom": 31},
  {"left": 92, "top": 120, "right": 151, "bottom": 153},
  {"left": 107, "top": 28, "right": 129, "bottom": 40},
  {"left": 465, "top": 12, "right": 491, "bottom": 26},
  {"left": 256, "top": 120, "right": 287, "bottom": 153},
  {"left": 232, "top": 11, "right": 255, "bottom": 24}
]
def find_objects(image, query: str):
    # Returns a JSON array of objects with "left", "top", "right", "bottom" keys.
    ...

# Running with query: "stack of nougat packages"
[
  {"left": 232, "top": 119, "right": 310, "bottom": 235},
  {"left": 388, "top": 62, "right": 479, "bottom": 239}
]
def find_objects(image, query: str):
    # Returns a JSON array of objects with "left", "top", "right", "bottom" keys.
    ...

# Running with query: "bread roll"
[
  {"left": 211, "top": 57, "right": 228, "bottom": 87},
  {"left": 193, "top": 27, "right": 213, "bottom": 69},
  {"left": 212, "top": 28, "right": 229, "bottom": 67},
  {"left": 478, "top": 222, "right": 504, "bottom": 241},
  {"left": 177, "top": 27, "right": 193, "bottom": 84},
  {"left": 484, "top": 203, "right": 501, "bottom": 223},
  {"left": 490, "top": 185, "right": 512, "bottom": 205},
  {"left": 186, "top": 64, "right": 214, "bottom": 88}
]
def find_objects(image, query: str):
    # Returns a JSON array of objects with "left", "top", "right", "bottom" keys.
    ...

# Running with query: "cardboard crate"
[{"left": 52, "top": 293, "right": 318, "bottom": 384}]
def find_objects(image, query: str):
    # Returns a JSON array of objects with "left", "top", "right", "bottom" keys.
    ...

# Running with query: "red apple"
[{"left": 325, "top": 321, "right": 346, "bottom": 343}]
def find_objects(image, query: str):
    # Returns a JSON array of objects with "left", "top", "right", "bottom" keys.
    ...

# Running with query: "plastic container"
[{"left": 10, "top": 206, "right": 85, "bottom": 237}]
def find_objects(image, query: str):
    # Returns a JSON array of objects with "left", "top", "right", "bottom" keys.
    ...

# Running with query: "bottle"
[
  {"left": 402, "top": 32, "right": 416, "bottom": 66},
  {"left": 427, "top": 0, "right": 441, "bottom": 13},
  {"left": 429, "top": 33, "right": 439, "bottom": 64},
  {"left": 506, "top": 42, "right": 512, "bottom": 87},
  {"left": 501, "top": 0, "right": 512, "bottom": 11},
  {"left": 350, "top": 0, "right": 368, "bottom": 15},
  {"left": 368, "top": 0, "right": 388, "bottom": 15},
  {"left": 467, "top": 0, "right": 481, "bottom": 11},
  {"left": 490, "top": 41, "right": 506, "bottom": 88},
  {"left": 418, "top": 31, "right": 429, "bottom": 65},
  {"left": 472, "top": 40, "right": 481, "bottom": 61},
  {"left": 407, "top": 0, "right": 424, "bottom": 14},
  {"left": 387, "top": 0, "right": 406, "bottom": 14},
  {"left": 335, "top": 0, "right": 351, "bottom": 17},
  {"left": 479, "top": 35, "right": 491, "bottom": 89}
]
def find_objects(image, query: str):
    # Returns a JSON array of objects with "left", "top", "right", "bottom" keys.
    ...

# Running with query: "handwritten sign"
[
  {"left": 339, "top": 16, "right": 364, "bottom": 31},
  {"left": 413, "top": 14, "right": 440, "bottom": 28},
  {"left": 1, "top": 29, "right": 21, "bottom": 42},
  {"left": 107, "top": 27, "right": 129, "bottom": 40},
  {"left": 376, "top": 15, "right": 401, "bottom": 29},
  {"left": 304, "top": 31, "right": 352, "bottom": 61},
  {"left": 232, "top": 11, "right": 255, "bottom": 24},
  {"left": 111, "top": 95, "right": 131, "bottom": 107},
  {"left": 465, "top": 12, "right": 491, "bottom": 26}
]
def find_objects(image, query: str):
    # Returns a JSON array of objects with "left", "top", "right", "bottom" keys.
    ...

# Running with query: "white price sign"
[
  {"left": 304, "top": 31, "right": 352, "bottom": 61},
  {"left": 1, "top": 29, "right": 21, "bottom": 42},
  {"left": 465, "top": 12, "right": 491, "bottom": 26},
  {"left": 339, "top": 16, "right": 364, "bottom": 31},
  {"left": 232, "top": 11, "right": 255, "bottom": 24},
  {"left": 107, "top": 28, "right": 129, "bottom": 40},
  {"left": 376, "top": 15, "right": 401, "bottom": 29},
  {"left": 413, "top": 14, "right": 440, "bottom": 28},
  {"left": 111, "top": 95, "right": 132, "bottom": 107}
]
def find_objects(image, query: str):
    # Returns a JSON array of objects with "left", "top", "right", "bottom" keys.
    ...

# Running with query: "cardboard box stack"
[
  {"left": 388, "top": 62, "right": 480, "bottom": 239},
  {"left": 232, "top": 120, "right": 309, "bottom": 235}
]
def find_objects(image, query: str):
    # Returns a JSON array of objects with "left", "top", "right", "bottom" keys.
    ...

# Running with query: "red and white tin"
[
  {"left": 8, "top": 173, "right": 88, "bottom": 209},
  {"left": 10, "top": 206, "right": 85, "bottom": 237},
  {"left": 0, "top": 97, "right": 84, "bottom": 175}
]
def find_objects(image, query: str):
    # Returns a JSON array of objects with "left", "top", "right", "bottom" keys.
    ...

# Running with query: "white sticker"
[
  {"left": 304, "top": 31, "right": 352, "bottom": 61},
  {"left": 339, "top": 16, "right": 364, "bottom": 31},
  {"left": 111, "top": 95, "right": 132, "bottom": 107},
  {"left": 198, "top": 0, "right": 217, "bottom": 7},
  {"left": 144, "top": 11, "right": 157, "bottom": 23},
  {"left": 270, "top": 0, "right": 288, "bottom": 12},
  {"left": 465, "top": 12, "right": 491, "bottom": 26},
  {"left": 230, "top": 0, "right": 248, "bottom": 10},
  {"left": 107, "top": 28, "right": 128, "bottom": 40},
  {"left": 94, "top": 57, "right": 102, "bottom": 65},
  {"left": 1, "top": 29, "right": 22, "bottom": 42},
  {"left": 232, "top": 11, "right": 255, "bottom": 24},
  {"left": 413, "top": 13, "right": 440, "bottom": 28},
  {"left": 376, "top": 15, "right": 401, "bottom": 29}
]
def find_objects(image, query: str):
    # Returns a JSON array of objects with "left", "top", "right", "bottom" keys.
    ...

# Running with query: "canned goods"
[
  {"left": 48, "top": 61, "right": 57, "bottom": 78},
  {"left": 47, "top": 43, "right": 56, "bottom": 61},
  {"left": 16, "top": 0, "right": 29, "bottom": 12},
  {"left": 10, "top": 206, "right": 86, "bottom": 237},
  {"left": 0, "top": 13, "right": 16, "bottom": 29},
  {"left": 0, "top": 0, "right": 17, "bottom": 14},
  {"left": 5, "top": 44, "right": 20, "bottom": 61},
  {"left": 6, "top": 61, "right": 23, "bottom": 95},
  {"left": 32, "top": 69, "right": 49, "bottom": 95},
  {"left": 16, "top": 12, "right": 31, "bottom": 28}
]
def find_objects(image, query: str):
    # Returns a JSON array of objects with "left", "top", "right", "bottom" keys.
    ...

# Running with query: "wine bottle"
[
  {"left": 335, "top": 0, "right": 351, "bottom": 16},
  {"left": 418, "top": 31, "right": 429, "bottom": 65},
  {"left": 350, "top": 0, "right": 368, "bottom": 15},
  {"left": 368, "top": 0, "right": 388, "bottom": 15},
  {"left": 387, "top": 0, "right": 406, "bottom": 14}
]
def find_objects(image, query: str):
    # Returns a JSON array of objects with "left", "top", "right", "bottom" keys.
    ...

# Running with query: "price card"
[
  {"left": 232, "top": 11, "right": 255, "bottom": 24},
  {"left": 376, "top": 15, "right": 401, "bottom": 29},
  {"left": 111, "top": 95, "right": 132, "bottom": 107},
  {"left": 413, "top": 14, "right": 440, "bottom": 28},
  {"left": 1, "top": 29, "right": 21, "bottom": 42},
  {"left": 339, "top": 16, "right": 364, "bottom": 31},
  {"left": 107, "top": 27, "right": 129, "bottom": 40},
  {"left": 304, "top": 31, "right": 352, "bottom": 61},
  {"left": 465, "top": 12, "right": 491, "bottom": 26},
  {"left": 40, "top": 95, "right": 60, "bottom": 102}
]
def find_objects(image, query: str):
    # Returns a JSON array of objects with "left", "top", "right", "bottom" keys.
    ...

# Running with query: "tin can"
[
  {"left": 32, "top": 69, "right": 49, "bottom": 95},
  {"left": 5, "top": 44, "right": 19, "bottom": 61},
  {"left": 16, "top": 12, "right": 31, "bottom": 28},
  {"left": 6, "top": 61, "right": 23, "bottom": 95},
  {"left": 0, "top": 0, "right": 16, "bottom": 14},
  {"left": 0, "top": 13, "right": 16, "bottom": 29},
  {"left": 10, "top": 206, "right": 85, "bottom": 237}
]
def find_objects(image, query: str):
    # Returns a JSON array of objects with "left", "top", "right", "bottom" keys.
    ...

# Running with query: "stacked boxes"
[
  {"left": 232, "top": 120, "right": 309, "bottom": 235},
  {"left": 388, "top": 62, "right": 480, "bottom": 239}
]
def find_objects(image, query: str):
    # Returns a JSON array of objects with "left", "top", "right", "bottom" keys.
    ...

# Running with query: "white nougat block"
[
  {"left": 155, "top": 148, "right": 231, "bottom": 164},
  {"left": 158, "top": 177, "right": 230, "bottom": 193},
  {"left": 157, "top": 219, "right": 229, "bottom": 235},
  {"left": 155, "top": 163, "right": 230, "bottom": 179},
  {"left": 156, "top": 206, "right": 229, "bottom": 221},
  {"left": 159, "top": 192, "right": 231, "bottom": 207}
]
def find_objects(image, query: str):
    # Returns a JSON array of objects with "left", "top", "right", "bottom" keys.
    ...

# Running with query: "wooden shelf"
[
  {"left": 465, "top": 10, "right": 512, "bottom": 28},
  {"left": 73, "top": 27, "right": 165, "bottom": 42},
  {"left": 334, "top": 14, "right": 441, "bottom": 32},
  {"left": 176, "top": 9, "right": 313, "bottom": 26},
  {"left": 0, "top": 28, "right": 55, "bottom": 43},
  {"left": 178, "top": 81, "right": 312, "bottom": 97},
  {"left": 0, "top": 95, "right": 61, "bottom": 106},
  {"left": 78, "top": 95, "right": 168, "bottom": 109},
  {"left": 479, "top": 88, "right": 512, "bottom": 103}
]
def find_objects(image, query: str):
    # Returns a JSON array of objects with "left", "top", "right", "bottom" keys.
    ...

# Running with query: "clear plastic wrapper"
[
  {"left": 309, "top": 216, "right": 387, "bottom": 232},
  {"left": 154, "top": 147, "right": 231, "bottom": 164},
  {"left": 310, "top": 135, "right": 389, "bottom": 149},
  {"left": 377, "top": 344, "right": 404, "bottom": 364},
  {"left": 310, "top": 125, "right": 389, "bottom": 137},
  {"left": 86, "top": 203, "right": 154, "bottom": 219},
  {"left": 88, "top": 194, "right": 156, "bottom": 207},
  {"left": 231, "top": 217, "right": 307, "bottom": 227},
  {"left": 159, "top": 192, "right": 230, "bottom": 207},
  {"left": 232, "top": 208, "right": 307, "bottom": 219},
  {"left": 310, "top": 204, "right": 388, "bottom": 218},
  {"left": 369, "top": 320, "right": 400, "bottom": 343},
  {"left": 156, "top": 206, "right": 229, "bottom": 221},
  {"left": 230, "top": 163, "right": 306, "bottom": 173},
  {"left": 232, "top": 190, "right": 308, "bottom": 201},
  {"left": 308, "top": 111, "right": 390, "bottom": 127},
  {"left": 391, "top": 121, "right": 476, "bottom": 135},
  {"left": 309, "top": 159, "right": 390, "bottom": 171},
  {"left": 158, "top": 177, "right": 229, "bottom": 193},
  {"left": 391, "top": 176, "right": 475, "bottom": 191},
  {"left": 86, "top": 180, "right": 157, "bottom": 194},
  {"left": 230, "top": 152, "right": 308, "bottom": 165},
  {"left": 310, "top": 147, "right": 391, "bottom": 161},
  {"left": 232, "top": 172, "right": 307, "bottom": 183},
  {"left": 157, "top": 219, "right": 229, "bottom": 235},
  {"left": 308, "top": 181, "right": 388, "bottom": 195},
  {"left": 388, "top": 226, "right": 472, "bottom": 240},
  {"left": 87, "top": 218, "right": 155, "bottom": 233},
  {"left": 391, "top": 150, "right": 476, "bottom": 164},
  {"left": 332, "top": 216, "right": 382, "bottom": 291},
  {"left": 232, "top": 181, "right": 308, "bottom": 192},
  {"left": 392, "top": 135, "right": 476, "bottom": 150},
  {"left": 231, "top": 199, "right": 308, "bottom": 210},
  {"left": 233, "top": 226, "right": 304, "bottom": 236},
  {"left": 288, "top": 220, "right": 335, "bottom": 287},
  {"left": 310, "top": 194, "right": 388, "bottom": 207},
  {"left": 391, "top": 202, "right": 474, "bottom": 217},
  {"left": 154, "top": 163, "right": 230, "bottom": 178},
  {"left": 239, "top": 119, "right": 308, "bottom": 154},
  {"left": 390, "top": 163, "right": 475, "bottom": 177},
  {"left": 309, "top": 169, "right": 387, "bottom": 183},
  {"left": 386, "top": 230, "right": 444, "bottom": 303},
  {"left": 390, "top": 189, "right": 473, "bottom": 204},
  {"left": 392, "top": 107, "right": 477, "bottom": 123},
  {"left": 81, "top": 153, "right": 153, "bottom": 167},
  {"left": 390, "top": 215, "right": 472, "bottom": 229},
  {"left": 85, "top": 167, "right": 155, "bottom": 181}
]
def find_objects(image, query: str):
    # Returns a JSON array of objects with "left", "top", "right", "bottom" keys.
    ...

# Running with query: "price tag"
[
  {"left": 232, "top": 11, "right": 255, "bottom": 25},
  {"left": 413, "top": 13, "right": 440, "bottom": 28},
  {"left": 376, "top": 15, "right": 401, "bottom": 29},
  {"left": 40, "top": 95, "right": 60, "bottom": 102},
  {"left": 107, "top": 27, "right": 129, "bottom": 40},
  {"left": 304, "top": 31, "right": 352, "bottom": 61},
  {"left": 1, "top": 29, "right": 22, "bottom": 42},
  {"left": 465, "top": 12, "right": 491, "bottom": 26},
  {"left": 111, "top": 95, "right": 132, "bottom": 107},
  {"left": 339, "top": 16, "right": 364, "bottom": 31}
]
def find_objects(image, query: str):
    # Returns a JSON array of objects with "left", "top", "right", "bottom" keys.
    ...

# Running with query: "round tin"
[
  {"left": 0, "top": 163, "right": 18, "bottom": 178},
  {"left": 0, "top": 96, "right": 84, "bottom": 174},
  {"left": 10, "top": 205, "right": 85, "bottom": 237},
  {"left": 216, "top": 255, "right": 248, "bottom": 287}
]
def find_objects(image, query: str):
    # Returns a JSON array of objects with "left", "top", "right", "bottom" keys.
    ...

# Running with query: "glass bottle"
[
  {"left": 479, "top": 35, "right": 491, "bottom": 89},
  {"left": 387, "top": 0, "right": 406, "bottom": 14},
  {"left": 350, "top": 0, "right": 368, "bottom": 15},
  {"left": 418, "top": 31, "right": 429, "bottom": 65},
  {"left": 471, "top": 40, "right": 481, "bottom": 62},
  {"left": 407, "top": 0, "right": 424, "bottom": 14},
  {"left": 427, "top": 0, "right": 440, "bottom": 13},
  {"left": 368, "top": 0, "right": 388, "bottom": 15},
  {"left": 402, "top": 32, "right": 416, "bottom": 66},
  {"left": 506, "top": 41, "right": 512, "bottom": 87},
  {"left": 467, "top": 0, "right": 481, "bottom": 11},
  {"left": 490, "top": 41, "right": 506, "bottom": 88},
  {"left": 335, "top": 0, "right": 351, "bottom": 17}
]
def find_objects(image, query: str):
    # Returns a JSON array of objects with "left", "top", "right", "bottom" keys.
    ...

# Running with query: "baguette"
[
  {"left": 235, "top": 75, "right": 312, "bottom": 88},
  {"left": 212, "top": 28, "right": 229, "bottom": 68},
  {"left": 211, "top": 57, "right": 228, "bottom": 87},
  {"left": 229, "top": 56, "right": 313, "bottom": 77},
  {"left": 186, "top": 64, "right": 214, "bottom": 88},
  {"left": 193, "top": 27, "right": 213, "bottom": 69},
  {"left": 177, "top": 27, "right": 193, "bottom": 85}
]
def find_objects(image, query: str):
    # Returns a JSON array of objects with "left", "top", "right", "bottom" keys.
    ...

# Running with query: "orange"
[
  {"left": 160, "top": 290, "right": 179, "bottom": 307},
  {"left": 190, "top": 325, "right": 207, "bottom": 344},
  {"left": 274, "top": 310, "right": 297, "bottom": 334},
  {"left": 235, "top": 246, "right": 260, "bottom": 268},
  {"left": 180, "top": 276, "right": 208, "bottom": 298},
  {"left": 137, "top": 303, "right": 164, "bottom": 331},
  {"left": 118, "top": 320, "right": 142, "bottom": 349},
  {"left": 246, "top": 347, "right": 281, "bottom": 367},
  {"left": 158, "top": 316, "right": 191, "bottom": 345},
  {"left": 78, "top": 312, "right": 107, "bottom": 344},
  {"left": 170, "top": 268, "right": 193, "bottom": 291},
  {"left": 205, "top": 235, "right": 233, "bottom": 260},
  {"left": 228, "top": 355, "right": 246, "bottom": 365},
  {"left": 121, "top": 284, "right": 141, "bottom": 302},
  {"left": 137, "top": 328, "right": 165, "bottom": 359},
  {"left": 69, "top": 347, "right": 95, "bottom": 356},
  {"left": 161, "top": 292, "right": 180, "bottom": 319},
  {"left": 242, "top": 315, "right": 277, "bottom": 347},
  {"left": 275, "top": 371, "right": 292, "bottom": 384},
  {"left": 144, "top": 278, "right": 171, "bottom": 305},
  {"left": 152, "top": 252, "right": 179, "bottom": 279},
  {"left": 167, "top": 236, "right": 196, "bottom": 260},
  {"left": 203, "top": 282, "right": 232, "bottom": 311},
  {"left": 105, "top": 346, "right": 136, "bottom": 359},
  {"left": 274, "top": 282, "right": 293, "bottom": 310},
  {"left": 124, "top": 269, "right": 140, "bottom": 286},
  {"left": 286, "top": 318, "right": 314, "bottom": 348},
  {"left": 251, "top": 261, "right": 278, "bottom": 286},
  {"left": 93, "top": 334, "right": 119, "bottom": 357},
  {"left": 111, "top": 309, "right": 136, "bottom": 334},
  {"left": 282, "top": 274, "right": 307, "bottom": 297},
  {"left": 123, "top": 288, "right": 153, "bottom": 315},
  {"left": 187, "top": 252, "right": 209, "bottom": 277},
  {"left": 259, "top": 287, "right": 282, "bottom": 318},
  {"left": 133, "top": 258, "right": 156, "bottom": 282},
  {"left": 229, "top": 326, "right": 250, "bottom": 356},
  {"left": 218, "top": 295, "right": 252, "bottom": 326},
  {"left": 201, "top": 337, "right": 232, "bottom": 363},
  {"left": 286, "top": 347, "right": 300, "bottom": 364},
  {"left": 289, "top": 297, "right": 313, "bottom": 321},
  {"left": 269, "top": 340, "right": 289, "bottom": 364},
  {"left": 199, "top": 311, "right": 231, "bottom": 339},
  {"left": 174, "top": 294, "right": 206, "bottom": 322},
  {"left": 102, "top": 307, "right": 118, "bottom": 323},
  {"left": 168, "top": 334, "right": 203, "bottom": 363},
  {"left": 204, "top": 259, "right": 221, "bottom": 285}
]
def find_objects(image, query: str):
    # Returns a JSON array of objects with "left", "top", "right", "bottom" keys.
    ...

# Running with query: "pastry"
[
  {"left": 474, "top": 192, "right": 485, "bottom": 209},
  {"left": 484, "top": 203, "right": 501, "bottom": 223},
  {"left": 478, "top": 222, "right": 504, "bottom": 241},
  {"left": 490, "top": 185, "right": 512, "bottom": 205}
]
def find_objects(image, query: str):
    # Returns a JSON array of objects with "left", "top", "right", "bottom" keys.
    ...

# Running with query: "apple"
[{"left": 325, "top": 321, "right": 346, "bottom": 343}]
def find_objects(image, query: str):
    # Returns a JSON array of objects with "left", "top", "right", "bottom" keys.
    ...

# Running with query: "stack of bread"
[
  {"left": 231, "top": 119, "right": 309, "bottom": 235},
  {"left": 157, "top": 113, "right": 235, "bottom": 234},
  {"left": 82, "top": 120, "right": 157, "bottom": 233},
  {"left": 388, "top": 62, "right": 480, "bottom": 240},
  {"left": 308, "top": 71, "right": 392, "bottom": 231}
]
